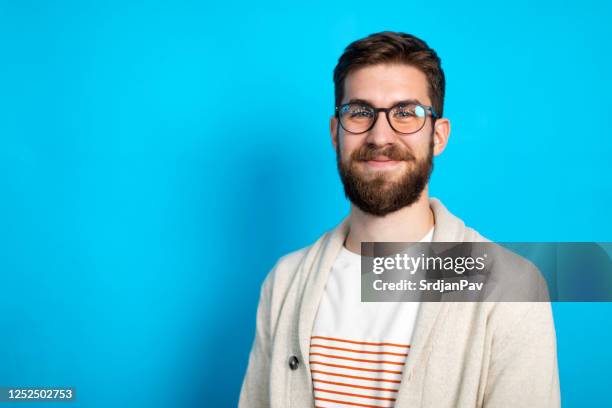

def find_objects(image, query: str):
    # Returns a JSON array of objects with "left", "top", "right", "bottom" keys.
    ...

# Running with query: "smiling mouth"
[{"left": 363, "top": 157, "right": 402, "bottom": 169}]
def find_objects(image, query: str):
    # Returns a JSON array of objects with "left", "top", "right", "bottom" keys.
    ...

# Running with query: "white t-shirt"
[{"left": 309, "top": 227, "right": 434, "bottom": 408}]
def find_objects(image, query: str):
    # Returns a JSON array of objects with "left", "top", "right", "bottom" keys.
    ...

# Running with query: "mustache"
[{"left": 351, "top": 144, "right": 416, "bottom": 162}]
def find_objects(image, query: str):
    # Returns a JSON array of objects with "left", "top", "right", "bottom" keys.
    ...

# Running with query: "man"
[{"left": 239, "top": 32, "right": 560, "bottom": 408}]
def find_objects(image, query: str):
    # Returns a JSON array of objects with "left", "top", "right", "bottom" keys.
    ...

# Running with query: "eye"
[
  {"left": 351, "top": 111, "right": 372, "bottom": 118},
  {"left": 394, "top": 106, "right": 417, "bottom": 118},
  {"left": 347, "top": 105, "right": 373, "bottom": 118},
  {"left": 341, "top": 104, "right": 374, "bottom": 120},
  {"left": 393, "top": 104, "right": 426, "bottom": 118}
]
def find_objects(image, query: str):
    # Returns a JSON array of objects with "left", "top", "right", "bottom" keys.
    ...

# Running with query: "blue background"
[{"left": 1, "top": 0, "right": 611, "bottom": 406}]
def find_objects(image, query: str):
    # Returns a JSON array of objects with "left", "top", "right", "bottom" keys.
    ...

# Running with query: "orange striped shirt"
[
  {"left": 309, "top": 230, "right": 433, "bottom": 407},
  {"left": 309, "top": 335, "right": 410, "bottom": 408}
]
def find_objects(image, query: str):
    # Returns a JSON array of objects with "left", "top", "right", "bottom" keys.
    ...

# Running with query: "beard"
[{"left": 336, "top": 136, "right": 434, "bottom": 217}]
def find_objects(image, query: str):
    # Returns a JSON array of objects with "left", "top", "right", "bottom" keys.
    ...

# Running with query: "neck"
[{"left": 344, "top": 188, "right": 434, "bottom": 254}]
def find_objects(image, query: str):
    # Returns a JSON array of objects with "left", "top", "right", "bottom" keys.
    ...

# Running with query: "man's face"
[{"left": 331, "top": 63, "right": 445, "bottom": 217}]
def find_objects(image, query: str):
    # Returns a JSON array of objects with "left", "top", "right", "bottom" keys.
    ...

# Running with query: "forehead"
[{"left": 343, "top": 63, "right": 430, "bottom": 106}]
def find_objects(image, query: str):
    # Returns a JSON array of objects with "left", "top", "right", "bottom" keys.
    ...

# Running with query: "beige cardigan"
[{"left": 239, "top": 198, "right": 560, "bottom": 407}]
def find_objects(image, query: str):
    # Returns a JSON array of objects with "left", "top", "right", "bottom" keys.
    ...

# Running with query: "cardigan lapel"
[
  {"left": 295, "top": 198, "right": 467, "bottom": 405},
  {"left": 395, "top": 198, "right": 467, "bottom": 405},
  {"left": 297, "top": 217, "right": 350, "bottom": 389}
]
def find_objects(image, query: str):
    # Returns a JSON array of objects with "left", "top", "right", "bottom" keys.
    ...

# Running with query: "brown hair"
[{"left": 333, "top": 31, "right": 446, "bottom": 118}]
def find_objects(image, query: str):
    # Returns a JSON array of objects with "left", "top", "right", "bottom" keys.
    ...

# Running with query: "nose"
[{"left": 365, "top": 111, "right": 397, "bottom": 146}]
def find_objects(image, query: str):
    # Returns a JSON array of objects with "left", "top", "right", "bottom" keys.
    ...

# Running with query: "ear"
[
  {"left": 432, "top": 117, "right": 450, "bottom": 156},
  {"left": 330, "top": 115, "right": 339, "bottom": 150}
]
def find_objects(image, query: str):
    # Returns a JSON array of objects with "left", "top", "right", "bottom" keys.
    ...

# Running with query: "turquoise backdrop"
[{"left": 1, "top": 0, "right": 611, "bottom": 406}]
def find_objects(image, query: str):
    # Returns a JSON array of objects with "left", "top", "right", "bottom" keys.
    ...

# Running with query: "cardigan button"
[{"left": 288, "top": 355, "right": 299, "bottom": 370}]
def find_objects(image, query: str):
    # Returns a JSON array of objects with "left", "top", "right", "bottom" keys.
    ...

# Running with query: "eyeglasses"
[{"left": 335, "top": 101, "right": 439, "bottom": 135}]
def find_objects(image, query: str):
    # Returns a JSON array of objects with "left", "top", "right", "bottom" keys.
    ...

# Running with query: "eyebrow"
[{"left": 345, "top": 98, "right": 424, "bottom": 107}]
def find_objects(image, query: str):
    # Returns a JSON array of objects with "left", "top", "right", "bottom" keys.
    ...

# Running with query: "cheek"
[
  {"left": 339, "top": 135, "right": 364, "bottom": 159},
  {"left": 400, "top": 132, "right": 432, "bottom": 156}
]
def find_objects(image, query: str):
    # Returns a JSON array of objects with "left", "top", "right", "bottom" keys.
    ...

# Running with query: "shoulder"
[
  {"left": 259, "top": 240, "right": 319, "bottom": 303},
  {"left": 456, "top": 223, "right": 550, "bottom": 306},
  {"left": 275, "top": 246, "right": 310, "bottom": 275},
  {"left": 262, "top": 245, "right": 310, "bottom": 292},
  {"left": 254, "top": 241, "right": 325, "bottom": 335},
  {"left": 463, "top": 226, "right": 490, "bottom": 243},
  {"left": 263, "top": 219, "right": 348, "bottom": 291}
]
